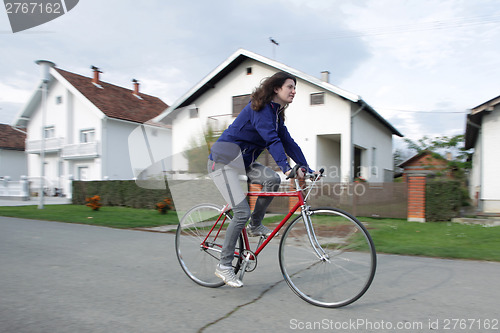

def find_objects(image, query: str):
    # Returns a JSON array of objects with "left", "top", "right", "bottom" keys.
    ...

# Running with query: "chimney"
[
  {"left": 320, "top": 71, "right": 330, "bottom": 83},
  {"left": 132, "top": 78, "right": 139, "bottom": 95},
  {"left": 91, "top": 66, "right": 102, "bottom": 84},
  {"left": 35, "top": 60, "right": 56, "bottom": 83}
]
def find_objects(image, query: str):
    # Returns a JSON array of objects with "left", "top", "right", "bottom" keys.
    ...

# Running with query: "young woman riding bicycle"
[{"left": 208, "top": 71, "right": 319, "bottom": 287}]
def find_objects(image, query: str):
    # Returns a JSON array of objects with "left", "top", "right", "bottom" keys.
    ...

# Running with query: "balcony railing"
[
  {"left": 61, "top": 142, "right": 99, "bottom": 159},
  {"left": 26, "top": 137, "right": 63, "bottom": 153},
  {"left": 26, "top": 139, "right": 100, "bottom": 159}
]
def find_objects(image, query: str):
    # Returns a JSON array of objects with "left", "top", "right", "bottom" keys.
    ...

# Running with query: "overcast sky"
[{"left": 2, "top": 0, "right": 500, "bottom": 151}]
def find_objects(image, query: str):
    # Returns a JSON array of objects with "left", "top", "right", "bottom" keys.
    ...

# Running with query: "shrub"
[
  {"left": 425, "top": 179, "right": 462, "bottom": 221},
  {"left": 85, "top": 195, "right": 102, "bottom": 211},
  {"left": 155, "top": 198, "right": 173, "bottom": 214},
  {"left": 73, "top": 180, "right": 173, "bottom": 210}
]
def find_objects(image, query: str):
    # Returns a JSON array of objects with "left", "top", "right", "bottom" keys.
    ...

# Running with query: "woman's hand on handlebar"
[
  {"left": 311, "top": 170, "right": 322, "bottom": 178},
  {"left": 285, "top": 165, "right": 303, "bottom": 179},
  {"left": 286, "top": 166, "right": 324, "bottom": 180},
  {"left": 285, "top": 165, "right": 308, "bottom": 179},
  {"left": 286, "top": 165, "right": 324, "bottom": 180}
]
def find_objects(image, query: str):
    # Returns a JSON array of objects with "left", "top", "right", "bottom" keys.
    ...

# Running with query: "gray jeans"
[{"left": 208, "top": 160, "right": 281, "bottom": 267}]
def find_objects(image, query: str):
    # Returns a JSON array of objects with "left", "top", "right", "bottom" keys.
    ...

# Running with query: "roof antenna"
[{"left": 269, "top": 37, "right": 279, "bottom": 59}]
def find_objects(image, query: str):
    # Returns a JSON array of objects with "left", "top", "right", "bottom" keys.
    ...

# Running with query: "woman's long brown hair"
[{"left": 250, "top": 72, "right": 297, "bottom": 122}]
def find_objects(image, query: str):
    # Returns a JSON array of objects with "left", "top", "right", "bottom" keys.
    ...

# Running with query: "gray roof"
[{"left": 465, "top": 94, "right": 500, "bottom": 149}]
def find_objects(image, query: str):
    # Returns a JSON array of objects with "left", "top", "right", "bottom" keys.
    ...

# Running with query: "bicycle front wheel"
[
  {"left": 279, "top": 208, "right": 376, "bottom": 308},
  {"left": 175, "top": 203, "right": 243, "bottom": 288}
]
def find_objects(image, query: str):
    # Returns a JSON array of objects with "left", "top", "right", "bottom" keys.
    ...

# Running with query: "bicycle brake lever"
[{"left": 286, "top": 164, "right": 301, "bottom": 180}]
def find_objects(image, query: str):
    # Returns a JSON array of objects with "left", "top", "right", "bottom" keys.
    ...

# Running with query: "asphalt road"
[{"left": 1, "top": 216, "right": 499, "bottom": 333}]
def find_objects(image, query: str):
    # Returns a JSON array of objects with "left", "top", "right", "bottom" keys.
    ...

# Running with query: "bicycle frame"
[
  {"left": 245, "top": 185, "right": 328, "bottom": 261},
  {"left": 244, "top": 189, "right": 304, "bottom": 256},
  {"left": 200, "top": 174, "right": 327, "bottom": 269}
]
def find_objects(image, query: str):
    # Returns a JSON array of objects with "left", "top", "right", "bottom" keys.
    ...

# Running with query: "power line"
[
  {"left": 374, "top": 107, "right": 468, "bottom": 114},
  {"left": 286, "top": 14, "right": 500, "bottom": 43}
]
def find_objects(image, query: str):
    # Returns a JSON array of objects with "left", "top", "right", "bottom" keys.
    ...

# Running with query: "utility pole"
[{"left": 35, "top": 60, "right": 56, "bottom": 209}]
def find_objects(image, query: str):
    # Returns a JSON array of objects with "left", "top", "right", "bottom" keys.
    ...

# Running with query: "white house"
[
  {"left": 465, "top": 94, "right": 500, "bottom": 214},
  {"left": 12, "top": 63, "right": 171, "bottom": 197},
  {"left": 153, "top": 49, "right": 403, "bottom": 183},
  {"left": 0, "top": 124, "right": 27, "bottom": 180}
]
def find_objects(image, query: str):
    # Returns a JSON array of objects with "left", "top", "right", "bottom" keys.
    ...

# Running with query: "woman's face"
[{"left": 273, "top": 78, "right": 296, "bottom": 106}]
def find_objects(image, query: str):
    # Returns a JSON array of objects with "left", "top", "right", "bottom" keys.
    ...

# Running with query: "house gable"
[
  {"left": 152, "top": 48, "right": 402, "bottom": 137},
  {"left": 399, "top": 151, "right": 448, "bottom": 175}
]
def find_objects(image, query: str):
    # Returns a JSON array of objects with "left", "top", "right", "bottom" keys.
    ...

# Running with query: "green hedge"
[
  {"left": 425, "top": 179, "right": 462, "bottom": 221},
  {"left": 72, "top": 180, "right": 172, "bottom": 209}
]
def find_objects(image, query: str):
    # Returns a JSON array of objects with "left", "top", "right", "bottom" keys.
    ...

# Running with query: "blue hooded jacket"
[{"left": 209, "top": 101, "right": 311, "bottom": 173}]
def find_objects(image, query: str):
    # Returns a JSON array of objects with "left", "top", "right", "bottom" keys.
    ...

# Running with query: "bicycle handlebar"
[{"left": 286, "top": 165, "right": 324, "bottom": 180}]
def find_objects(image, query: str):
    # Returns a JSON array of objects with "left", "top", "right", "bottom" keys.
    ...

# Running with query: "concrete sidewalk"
[{"left": 0, "top": 197, "right": 71, "bottom": 206}]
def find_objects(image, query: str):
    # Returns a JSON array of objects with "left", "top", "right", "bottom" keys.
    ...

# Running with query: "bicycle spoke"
[
  {"left": 175, "top": 204, "right": 243, "bottom": 288},
  {"left": 279, "top": 208, "right": 376, "bottom": 308}
]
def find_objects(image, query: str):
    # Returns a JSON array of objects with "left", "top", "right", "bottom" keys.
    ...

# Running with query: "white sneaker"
[
  {"left": 247, "top": 224, "right": 274, "bottom": 237},
  {"left": 215, "top": 265, "right": 243, "bottom": 288}
]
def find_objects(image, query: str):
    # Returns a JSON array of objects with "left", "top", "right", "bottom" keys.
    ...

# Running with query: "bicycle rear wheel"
[
  {"left": 175, "top": 203, "right": 243, "bottom": 288},
  {"left": 279, "top": 208, "right": 376, "bottom": 308}
]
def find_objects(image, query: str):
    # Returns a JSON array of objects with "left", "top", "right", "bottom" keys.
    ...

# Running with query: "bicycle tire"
[
  {"left": 175, "top": 203, "right": 243, "bottom": 288},
  {"left": 279, "top": 207, "right": 376, "bottom": 308}
]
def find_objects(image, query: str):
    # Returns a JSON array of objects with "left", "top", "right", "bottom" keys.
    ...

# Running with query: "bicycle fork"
[{"left": 301, "top": 207, "right": 330, "bottom": 262}]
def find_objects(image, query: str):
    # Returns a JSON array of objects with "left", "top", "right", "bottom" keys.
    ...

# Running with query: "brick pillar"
[
  {"left": 407, "top": 174, "right": 426, "bottom": 222},
  {"left": 248, "top": 183, "right": 262, "bottom": 211}
]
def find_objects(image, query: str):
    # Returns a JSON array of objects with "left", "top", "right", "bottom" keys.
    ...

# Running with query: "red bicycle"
[{"left": 175, "top": 167, "right": 376, "bottom": 308}]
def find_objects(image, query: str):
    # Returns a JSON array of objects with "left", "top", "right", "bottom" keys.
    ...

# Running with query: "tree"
[
  {"left": 183, "top": 122, "right": 221, "bottom": 174},
  {"left": 403, "top": 134, "right": 472, "bottom": 181},
  {"left": 403, "top": 134, "right": 473, "bottom": 208}
]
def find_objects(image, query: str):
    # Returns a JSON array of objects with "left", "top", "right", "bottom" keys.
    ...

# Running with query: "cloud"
[
  {"left": 2, "top": 0, "right": 500, "bottom": 142},
  {"left": 0, "top": 101, "right": 24, "bottom": 124},
  {"left": 335, "top": 0, "right": 500, "bottom": 144},
  {"left": 0, "top": 81, "right": 34, "bottom": 124},
  {"left": 0, "top": 82, "right": 32, "bottom": 104}
]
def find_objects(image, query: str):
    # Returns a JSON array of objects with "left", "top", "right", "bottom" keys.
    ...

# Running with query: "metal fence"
[
  {"left": 266, "top": 182, "right": 408, "bottom": 219},
  {"left": 0, "top": 176, "right": 30, "bottom": 200}
]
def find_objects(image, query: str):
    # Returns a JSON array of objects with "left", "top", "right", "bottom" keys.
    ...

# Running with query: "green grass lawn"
[
  {"left": 262, "top": 214, "right": 500, "bottom": 262},
  {"left": 0, "top": 205, "right": 179, "bottom": 229},
  {"left": 362, "top": 217, "right": 500, "bottom": 262},
  {"left": 1, "top": 205, "right": 499, "bottom": 261}
]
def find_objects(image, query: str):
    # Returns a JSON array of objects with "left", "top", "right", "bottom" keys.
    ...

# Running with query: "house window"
[
  {"left": 232, "top": 94, "right": 251, "bottom": 117},
  {"left": 44, "top": 126, "right": 55, "bottom": 139},
  {"left": 80, "top": 129, "right": 95, "bottom": 143},
  {"left": 246, "top": 67, "right": 252, "bottom": 75},
  {"left": 189, "top": 108, "right": 199, "bottom": 119},
  {"left": 354, "top": 147, "right": 362, "bottom": 179},
  {"left": 310, "top": 92, "right": 324, "bottom": 105},
  {"left": 56, "top": 96, "right": 63, "bottom": 104}
]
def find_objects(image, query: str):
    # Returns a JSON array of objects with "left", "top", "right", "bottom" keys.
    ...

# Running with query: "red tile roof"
[
  {"left": 55, "top": 68, "right": 168, "bottom": 124},
  {"left": 399, "top": 151, "right": 447, "bottom": 169},
  {"left": 0, "top": 124, "right": 26, "bottom": 150}
]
